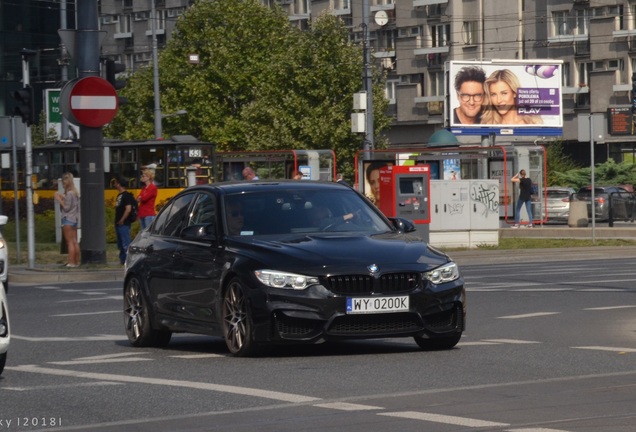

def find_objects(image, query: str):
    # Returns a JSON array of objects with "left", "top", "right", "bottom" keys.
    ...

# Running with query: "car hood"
[{"left": 228, "top": 232, "right": 452, "bottom": 274}]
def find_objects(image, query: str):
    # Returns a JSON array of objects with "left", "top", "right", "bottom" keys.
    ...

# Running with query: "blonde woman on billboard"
[{"left": 481, "top": 69, "right": 543, "bottom": 125}]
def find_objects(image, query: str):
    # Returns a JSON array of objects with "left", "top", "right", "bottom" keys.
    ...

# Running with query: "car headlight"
[
  {"left": 0, "top": 239, "right": 5, "bottom": 249},
  {"left": 255, "top": 270, "right": 319, "bottom": 290},
  {"left": 425, "top": 262, "right": 459, "bottom": 285}
]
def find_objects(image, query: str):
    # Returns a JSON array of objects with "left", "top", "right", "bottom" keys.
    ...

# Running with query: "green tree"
[
  {"left": 545, "top": 140, "right": 580, "bottom": 186},
  {"left": 105, "top": 0, "right": 390, "bottom": 180}
]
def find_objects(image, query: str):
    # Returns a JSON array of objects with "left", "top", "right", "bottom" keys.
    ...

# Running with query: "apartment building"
[{"left": 5, "top": 0, "right": 636, "bottom": 165}]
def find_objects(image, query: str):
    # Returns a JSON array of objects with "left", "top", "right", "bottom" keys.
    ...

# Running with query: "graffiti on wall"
[{"left": 471, "top": 182, "right": 499, "bottom": 217}]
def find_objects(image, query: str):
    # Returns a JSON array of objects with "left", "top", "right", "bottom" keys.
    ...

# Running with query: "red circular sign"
[{"left": 60, "top": 77, "right": 119, "bottom": 128}]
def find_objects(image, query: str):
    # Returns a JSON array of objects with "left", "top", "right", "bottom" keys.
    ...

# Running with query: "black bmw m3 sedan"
[{"left": 123, "top": 180, "right": 465, "bottom": 356}]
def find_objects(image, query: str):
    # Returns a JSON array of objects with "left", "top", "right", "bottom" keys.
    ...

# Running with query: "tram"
[{"left": 0, "top": 136, "right": 337, "bottom": 206}]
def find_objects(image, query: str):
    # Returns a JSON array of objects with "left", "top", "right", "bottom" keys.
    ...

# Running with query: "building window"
[
  {"left": 293, "top": 0, "right": 310, "bottom": 15},
  {"left": 574, "top": 9, "right": 589, "bottom": 35},
  {"left": 552, "top": 10, "right": 570, "bottom": 36},
  {"left": 148, "top": 9, "right": 166, "bottom": 32},
  {"left": 428, "top": 71, "right": 444, "bottom": 96},
  {"left": 578, "top": 61, "right": 592, "bottom": 86},
  {"left": 385, "top": 80, "right": 398, "bottom": 104},
  {"left": 431, "top": 24, "right": 450, "bottom": 48},
  {"left": 462, "top": 21, "right": 478, "bottom": 45},
  {"left": 117, "top": 14, "right": 132, "bottom": 34},
  {"left": 374, "top": 29, "right": 397, "bottom": 51},
  {"left": 562, "top": 62, "right": 572, "bottom": 87}
]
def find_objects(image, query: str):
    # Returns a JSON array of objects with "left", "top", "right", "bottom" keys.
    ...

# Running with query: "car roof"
[{"left": 184, "top": 180, "right": 352, "bottom": 195}]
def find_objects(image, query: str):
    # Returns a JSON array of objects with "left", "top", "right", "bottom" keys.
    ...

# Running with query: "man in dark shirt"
[
  {"left": 114, "top": 176, "right": 136, "bottom": 264},
  {"left": 512, "top": 169, "right": 534, "bottom": 228}
]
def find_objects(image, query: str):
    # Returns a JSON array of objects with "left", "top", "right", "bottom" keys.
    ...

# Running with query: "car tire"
[
  {"left": 124, "top": 276, "right": 172, "bottom": 348},
  {"left": 222, "top": 278, "right": 258, "bottom": 357},
  {"left": 0, "top": 352, "right": 6, "bottom": 375},
  {"left": 414, "top": 333, "right": 462, "bottom": 350}
]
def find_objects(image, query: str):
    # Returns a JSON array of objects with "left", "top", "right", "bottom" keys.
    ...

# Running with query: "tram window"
[{"left": 139, "top": 148, "right": 164, "bottom": 187}]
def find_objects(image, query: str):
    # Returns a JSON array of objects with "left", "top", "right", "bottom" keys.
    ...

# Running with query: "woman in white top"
[{"left": 54, "top": 172, "right": 80, "bottom": 267}]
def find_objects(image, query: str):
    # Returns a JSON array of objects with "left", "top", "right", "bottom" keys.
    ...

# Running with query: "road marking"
[
  {"left": 49, "top": 358, "right": 151, "bottom": 365},
  {"left": 314, "top": 402, "right": 383, "bottom": 411},
  {"left": 497, "top": 312, "right": 560, "bottom": 319},
  {"left": 578, "top": 289, "right": 625, "bottom": 292},
  {"left": 572, "top": 346, "right": 636, "bottom": 353},
  {"left": 584, "top": 305, "right": 636, "bottom": 311},
  {"left": 507, "top": 429, "right": 571, "bottom": 431},
  {"left": 12, "top": 334, "right": 123, "bottom": 342},
  {"left": 482, "top": 339, "right": 541, "bottom": 344},
  {"left": 5, "top": 381, "right": 123, "bottom": 391},
  {"left": 458, "top": 341, "right": 502, "bottom": 346},
  {"left": 169, "top": 354, "right": 225, "bottom": 359},
  {"left": 57, "top": 296, "right": 120, "bottom": 303},
  {"left": 516, "top": 288, "right": 573, "bottom": 292},
  {"left": 378, "top": 411, "right": 509, "bottom": 427},
  {"left": 52, "top": 310, "right": 120, "bottom": 317},
  {"left": 7, "top": 365, "right": 321, "bottom": 403}
]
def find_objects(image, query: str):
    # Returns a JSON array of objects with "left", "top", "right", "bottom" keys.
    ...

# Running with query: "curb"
[{"left": 9, "top": 267, "right": 124, "bottom": 284}]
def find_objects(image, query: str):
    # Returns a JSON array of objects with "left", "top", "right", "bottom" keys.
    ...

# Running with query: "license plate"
[{"left": 346, "top": 296, "right": 409, "bottom": 315}]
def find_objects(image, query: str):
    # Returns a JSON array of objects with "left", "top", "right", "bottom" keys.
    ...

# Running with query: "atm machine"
[{"left": 378, "top": 165, "right": 431, "bottom": 241}]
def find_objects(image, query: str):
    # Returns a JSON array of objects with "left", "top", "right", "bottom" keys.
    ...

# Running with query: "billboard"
[{"left": 448, "top": 60, "right": 563, "bottom": 136}]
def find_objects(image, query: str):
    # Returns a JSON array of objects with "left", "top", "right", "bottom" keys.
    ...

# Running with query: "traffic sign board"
[{"left": 60, "top": 76, "right": 119, "bottom": 128}]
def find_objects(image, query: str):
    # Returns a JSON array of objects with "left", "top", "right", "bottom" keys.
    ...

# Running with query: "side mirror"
[
  {"left": 181, "top": 224, "right": 216, "bottom": 242},
  {"left": 389, "top": 217, "right": 417, "bottom": 233}
]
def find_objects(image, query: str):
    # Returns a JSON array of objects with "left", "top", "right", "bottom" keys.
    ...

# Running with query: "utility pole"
[
  {"left": 76, "top": 0, "right": 107, "bottom": 263},
  {"left": 362, "top": 0, "right": 374, "bottom": 154},
  {"left": 151, "top": 0, "right": 162, "bottom": 139},
  {"left": 59, "top": 0, "right": 71, "bottom": 141},
  {"left": 16, "top": 49, "right": 37, "bottom": 269}
]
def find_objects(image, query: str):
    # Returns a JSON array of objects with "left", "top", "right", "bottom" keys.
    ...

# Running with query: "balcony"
[{"left": 414, "top": 45, "right": 449, "bottom": 56}]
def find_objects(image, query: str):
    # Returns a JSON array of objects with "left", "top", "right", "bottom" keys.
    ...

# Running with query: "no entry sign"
[{"left": 60, "top": 77, "right": 119, "bottom": 128}]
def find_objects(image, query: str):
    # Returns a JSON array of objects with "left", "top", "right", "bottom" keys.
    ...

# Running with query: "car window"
[
  {"left": 223, "top": 189, "right": 390, "bottom": 236},
  {"left": 187, "top": 193, "right": 216, "bottom": 228},
  {"left": 161, "top": 192, "right": 197, "bottom": 237},
  {"left": 547, "top": 190, "right": 571, "bottom": 199}
]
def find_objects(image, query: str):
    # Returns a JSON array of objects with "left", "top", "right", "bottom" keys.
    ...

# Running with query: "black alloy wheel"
[
  {"left": 222, "top": 278, "right": 257, "bottom": 357},
  {"left": 124, "top": 277, "right": 171, "bottom": 347}
]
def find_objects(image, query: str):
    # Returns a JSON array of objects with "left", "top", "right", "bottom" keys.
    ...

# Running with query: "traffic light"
[
  {"left": 12, "top": 85, "right": 34, "bottom": 126},
  {"left": 104, "top": 59, "right": 126, "bottom": 90}
]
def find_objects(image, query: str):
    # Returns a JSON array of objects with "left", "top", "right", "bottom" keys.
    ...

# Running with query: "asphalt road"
[{"left": 1, "top": 255, "right": 636, "bottom": 431}]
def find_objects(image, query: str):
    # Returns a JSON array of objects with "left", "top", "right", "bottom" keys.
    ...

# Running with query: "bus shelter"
[{"left": 355, "top": 145, "right": 546, "bottom": 225}]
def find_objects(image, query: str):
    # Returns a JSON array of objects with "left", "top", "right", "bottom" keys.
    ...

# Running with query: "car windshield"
[{"left": 223, "top": 188, "right": 391, "bottom": 236}]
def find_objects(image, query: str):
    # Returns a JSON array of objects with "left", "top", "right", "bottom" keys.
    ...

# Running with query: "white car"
[
  {"left": 0, "top": 215, "right": 8, "bottom": 376},
  {"left": 0, "top": 215, "right": 7, "bottom": 290},
  {"left": 0, "top": 281, "right": 8, "bottom": 375}
]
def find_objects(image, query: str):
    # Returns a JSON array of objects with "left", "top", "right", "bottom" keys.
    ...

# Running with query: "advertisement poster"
[
  {"left": 443, "top": 159, "right": 460, "bottom": 180},
  {"left": 448, "top": 60, "right": 563, "bottom": 136}
]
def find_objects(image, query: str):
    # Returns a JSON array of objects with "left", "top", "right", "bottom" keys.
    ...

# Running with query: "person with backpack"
[{"left": 113, "top": 176, "right": 137, "bottom": 265}]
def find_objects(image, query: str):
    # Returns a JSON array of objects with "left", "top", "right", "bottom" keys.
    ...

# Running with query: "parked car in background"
[
  {"left": 0, "top": 281, "right": 9, "bottom": 376},
  {"left": 123, "top": 181, "right": 466, "bottom": 357},
  {"left": 543, "top": 187, "right": 576, "bottom": 223},
  {"left": 576, "top": 186, "right": 636, "bottom": 221},
  {"left": 0, "top": 215, "right": 8, "bottom": 292}
]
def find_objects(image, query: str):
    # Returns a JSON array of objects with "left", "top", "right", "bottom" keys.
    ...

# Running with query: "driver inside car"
[{"left": 309, "top": 205, "right": 355, "bottom": 229}]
